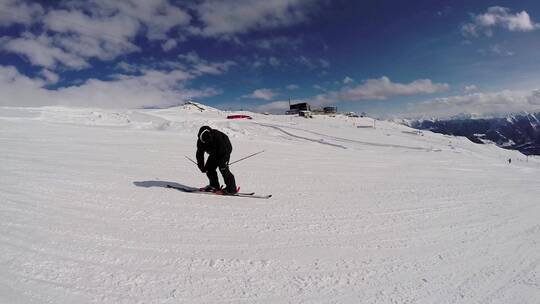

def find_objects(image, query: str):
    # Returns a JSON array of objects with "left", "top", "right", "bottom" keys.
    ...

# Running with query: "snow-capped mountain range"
[{"left": 408, "top": 112, "right": 540, "bottom": 155}]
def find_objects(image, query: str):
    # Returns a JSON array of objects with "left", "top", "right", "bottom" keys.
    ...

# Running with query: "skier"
[{"left": 196, "top": 126, "right": 238, "bottom": 194}]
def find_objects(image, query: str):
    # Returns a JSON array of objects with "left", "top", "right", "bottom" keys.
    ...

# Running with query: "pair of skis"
[{"left": 166, "top": 184, "right": 272, "bottom": 199}]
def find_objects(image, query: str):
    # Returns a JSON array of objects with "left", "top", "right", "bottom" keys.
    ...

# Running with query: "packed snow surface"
[{"left": 1, "top": 105, "right": 539, "bottom": 303}]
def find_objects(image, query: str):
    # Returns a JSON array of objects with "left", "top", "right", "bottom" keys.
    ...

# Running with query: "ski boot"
[
  {"left": 215, "top": 186, "right": 240, "bottom": 195},
  {"left": 199, "top": 185, "right": 218, "bottom": 192}
]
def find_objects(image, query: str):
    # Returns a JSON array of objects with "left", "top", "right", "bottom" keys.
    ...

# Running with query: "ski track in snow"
[
  {"left": 1, "top": 106, "right": 540, "bottom": 303},
  {"left": 255, "top": 123, "right": 348, "bottom": 149},
  {"left": 256, "top": 122, "right": 431, "bottom": 151}
]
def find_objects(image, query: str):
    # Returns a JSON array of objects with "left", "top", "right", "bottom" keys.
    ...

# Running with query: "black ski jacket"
[{"left": 196, "top": 126, "right": 232, "bottom": 170}]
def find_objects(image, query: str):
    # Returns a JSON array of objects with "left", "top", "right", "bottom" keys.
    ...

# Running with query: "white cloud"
[
  {"left": 243, "top": 88, "right": 279, "bottom": 100},
  {"left": 43, "top": 9, "right": 139, "bottom": 42},
  {"left": 255, "top": 100, "right": 291, "bottom": 113},
  {"left": 0, "top": 0, "right": 44, "bottom": 27},
  {"left": 287, "top": 84, "right": 299, "bottom": 90},
  {"left": 116, "top": 61, "right": 139, "bottom": 73},
  {"left": 161, "top": 39, "right": 178, "bottom": 51},
  {"left": 253, "top": 36, "right": 303, "bottom": 50},
  {"left": 0, "top": 66, "right": 48, "bottom": 105},
  {"left": 3, "top": 33, "right": 89, "bottom": 69},
  {"left": 268, "top": 57, "right": 280, "bottom": 66},
  {"left": 313, "top": 84, "right": 326, "bottom": 91},
  {"left": 1, "top": 1, "right": 192, "bottom": 70},
  {"left": 114, "top": 54, "right": 235, "bottom": 79},
  {"left": 337, "top": 77, "right": 448, "bottom": 102},
  {"left": 1, "top": 1, "right": 318, "bottom": 74},
  {"left": 192, "top": 0, "right": 320, "bottom": 37},
  {"left": 257, "top": 76, "right": 449, "bottom": 110},
  {"left": 252, "top": 59, "right": 265, "bottom": 69},
  {"left": 193, "top": 61, "right": 236, "bottom": 75},
  {"left": 41, "top": 69, "right": 59, "bottom": 84},
  {"left": 297, "top": 56, "right": 330, "bottom": 70},
  {"left": 177, "top": 52, "right": 200, "bottom": 64},
  {"left": 462, "top": 6, "right": 540, "bottom": 37},
  {"left": 477, "top": 44, "right": 515, "bottom": 57},
  {"left": 464, "top": 85, "right": 478, "bottom": 93},
  {"left": 305, "top": 93, "right": 337, "bottom": 107},
  {"left": 0, "top": 65, "right": 219, "bottom": 108},
  {"left": 408, "top": 89, "right": 540, "bottom": 119},
  {"left": 343, "top": 76, "right": 354, "bottom": 84},
  {"left": 489, "top": 44, "right": 514, "bottom": 56},
  {"left": 42, "top": 9, "right": 140, "bottom": 61},
  {"left": 80, "top": 0, "right": 191, "bottom": 40},
  {"left": 2, "top": 6, "right": 142, "bottom": 69},
  {"left": 55, "top": 34, "right": 140, "bottom": 62},
  {"left": 298, "top": 56, "right": 315, "bottom": 68},
  {"left": 249, "top": 56, "right": 283, "bottom": 69},
  {"left": 178, "top": 51, "right": 236, "bottom": 76},
  {"left": 319, "top": 59, "right": 330, "bottom": 68}
]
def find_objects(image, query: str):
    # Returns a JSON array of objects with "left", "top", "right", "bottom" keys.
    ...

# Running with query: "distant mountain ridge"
[{"left": 408, "top": 112, "right": 540, "bottom": 155}]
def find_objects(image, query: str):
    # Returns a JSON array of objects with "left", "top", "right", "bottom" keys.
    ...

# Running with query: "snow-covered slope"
[{"left": 1, "top": 106, "right": 539, "bottom": 303}]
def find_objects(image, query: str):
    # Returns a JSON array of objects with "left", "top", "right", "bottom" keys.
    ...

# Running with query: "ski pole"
[
  {"left": 185, "top": 155, "right": 198, "bottom": 166},
  {"left": 229, "top": 150, "right": 265, "bottom": 166},
  {"left": 185, "top": 150, "right": 265, "bottom": 168}
]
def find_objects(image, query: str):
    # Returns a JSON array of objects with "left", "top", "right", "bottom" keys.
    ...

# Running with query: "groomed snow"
[{"left": 1, "top": 105, "right": 539, "bottom": 303}]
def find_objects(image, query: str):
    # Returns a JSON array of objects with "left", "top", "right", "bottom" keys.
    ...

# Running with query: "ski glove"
[{"left": 198, "top": 163, "right": 206, "bottom": 173}]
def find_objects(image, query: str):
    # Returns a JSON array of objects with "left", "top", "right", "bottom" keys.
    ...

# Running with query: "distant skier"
[{"left": 196, "top": 126, "right": 238, "bottom": 194}]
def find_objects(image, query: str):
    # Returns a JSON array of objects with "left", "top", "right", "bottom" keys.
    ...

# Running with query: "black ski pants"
[{"left": 205, "top": 154, "right": 236, "bottom": 192}]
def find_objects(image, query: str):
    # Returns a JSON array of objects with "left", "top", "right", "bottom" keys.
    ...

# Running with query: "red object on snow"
[{"left": 227, "top": 115, "right": 252, "bottom": 119}]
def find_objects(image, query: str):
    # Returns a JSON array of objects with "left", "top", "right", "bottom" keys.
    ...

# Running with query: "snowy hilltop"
[{"left": 1, "top": 105, "right": 539, "bottom": 303}]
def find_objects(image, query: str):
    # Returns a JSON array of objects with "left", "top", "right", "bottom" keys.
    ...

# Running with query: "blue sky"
[{"left": 1, "top": 0, "right": 540, "bottom": 118}]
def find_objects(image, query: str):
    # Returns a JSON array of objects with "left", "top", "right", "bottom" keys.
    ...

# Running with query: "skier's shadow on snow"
[{"left": 133, "top": 180, "right": 196, "bottom": 191}]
